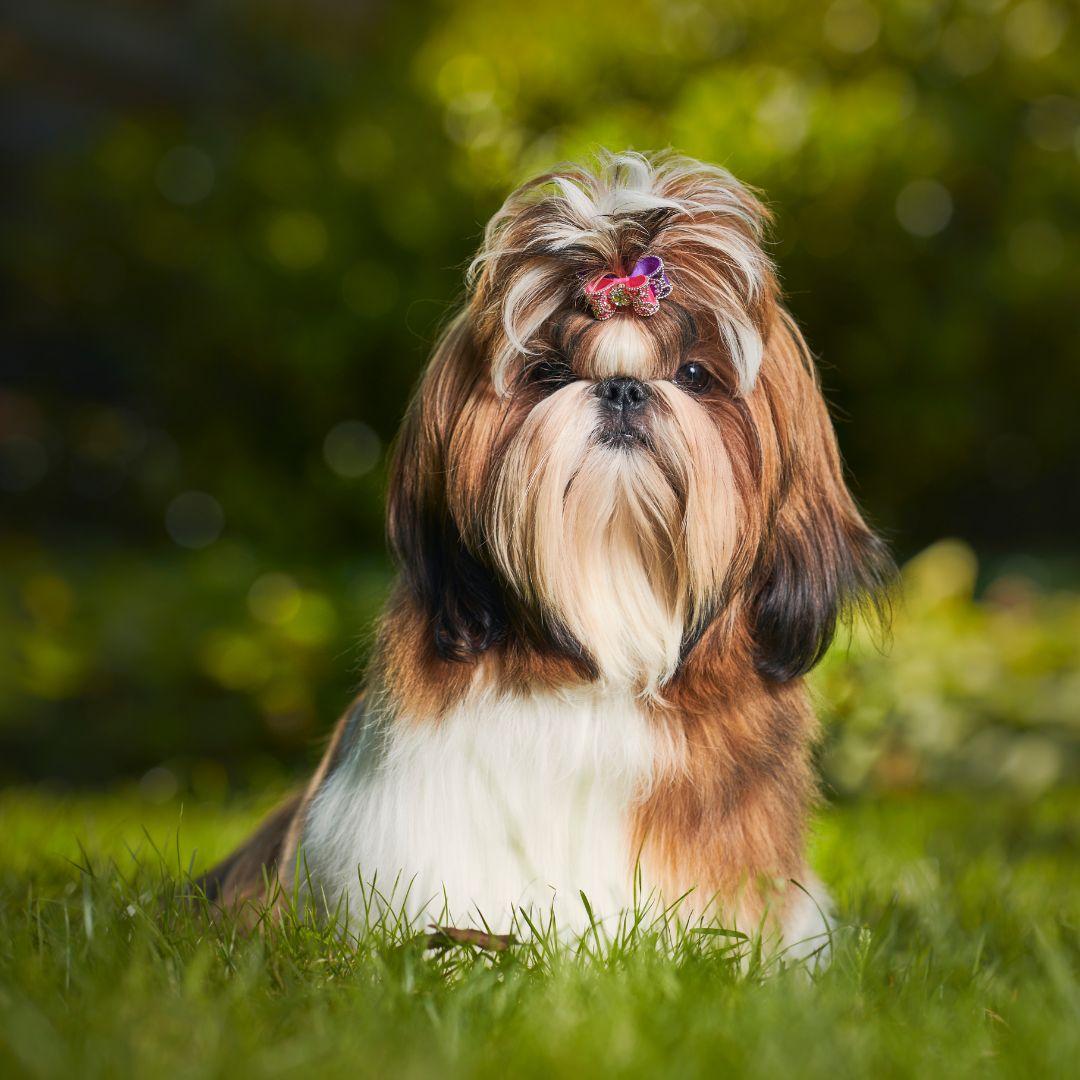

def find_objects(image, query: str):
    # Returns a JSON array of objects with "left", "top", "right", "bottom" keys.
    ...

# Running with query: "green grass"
[{"left": 0, "top": 788, "right": 1077, "bottom": 1078}]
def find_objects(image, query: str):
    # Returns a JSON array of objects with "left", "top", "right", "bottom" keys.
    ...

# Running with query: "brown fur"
[{"left": 195, "top": 792, "right": 302, "bottom": 910}]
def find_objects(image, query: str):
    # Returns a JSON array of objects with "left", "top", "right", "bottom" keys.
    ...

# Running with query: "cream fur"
[{"left": 488, "top": 384, "right": 684, "bottom": 693}]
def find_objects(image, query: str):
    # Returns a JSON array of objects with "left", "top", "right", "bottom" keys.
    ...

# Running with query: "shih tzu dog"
[{"left": 200, "top": 151, "right": 891, "bottom": 956}]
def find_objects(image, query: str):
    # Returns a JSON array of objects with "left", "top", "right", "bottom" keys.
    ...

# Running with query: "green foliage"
[
  {"left": 1, "top": 2, "right": 1076, "bottom": 786},
  {"left": 3, "top": 0, "right": 1077, "bottom": 559},
  {"left": 0, "top": 789, "right": 1077, "bottom": 1076},
  {"left": 0, "top": 540, "right": 390, "bottom": 784},
  {"left": 815, "top": 539, "right": 1080, "bottom": 795}
]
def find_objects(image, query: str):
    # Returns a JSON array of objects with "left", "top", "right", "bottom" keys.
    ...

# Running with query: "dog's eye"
[
  {"left": 674, "top": 362, "right": 712, "bottom": 394},
  {"left": 524, "top": 358, "right": 574, "bottom": 392}
]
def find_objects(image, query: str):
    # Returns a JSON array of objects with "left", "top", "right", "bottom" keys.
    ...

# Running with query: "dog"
[{"left": 199, "top": 151, "right": 891, "bottom": 956}]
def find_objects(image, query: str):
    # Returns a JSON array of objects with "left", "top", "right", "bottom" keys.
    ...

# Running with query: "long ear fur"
[
  {"left": 386, "top": 316, "right": 508, "bottom": 662},
  {"left": 750, "top": 314, "right": 894, "bottom": 682}
]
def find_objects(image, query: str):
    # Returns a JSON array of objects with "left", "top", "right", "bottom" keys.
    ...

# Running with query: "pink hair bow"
[{"left": 584, "top": 255, "right": 673, "bottom": 320}]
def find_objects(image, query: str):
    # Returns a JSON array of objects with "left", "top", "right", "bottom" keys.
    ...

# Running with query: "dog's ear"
[
  {"left": 749, "top": 315, "right": 894, "bottom": 682},
  {"left": 386, "top": 316, "right": 508, "bottom": 662}
]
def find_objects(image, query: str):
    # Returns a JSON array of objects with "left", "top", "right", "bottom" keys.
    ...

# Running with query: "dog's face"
[{"left": 387, "top": 153, "right": 889, "bottom": 698}]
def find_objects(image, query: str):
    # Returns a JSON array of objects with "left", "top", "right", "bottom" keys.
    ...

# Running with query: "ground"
[{"left": 0, "top": 786, "right": 1077, "bottom": 1078}]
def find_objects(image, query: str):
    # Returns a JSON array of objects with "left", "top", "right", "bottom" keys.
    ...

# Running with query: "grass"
[{"left": 0, "top": 788, "right": 1077, "bottom": 1078}]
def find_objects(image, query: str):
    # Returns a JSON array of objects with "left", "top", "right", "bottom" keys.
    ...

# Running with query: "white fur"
[
  {"left": 773, "top": 872, "right": 835, "bottom": 966},
  {"left": 300, "top": 682, "right": 833, "bottom": 957},
  {"left": 588, "top": 318, "right": 655, "bottom": 380},
  {"left": 301, "top": 684, "right": 677, "bottom": 934}
]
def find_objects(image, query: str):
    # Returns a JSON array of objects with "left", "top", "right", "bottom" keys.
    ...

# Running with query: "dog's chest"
[{"left": 301, "top": 688, "right": 666, "bottom": 932}]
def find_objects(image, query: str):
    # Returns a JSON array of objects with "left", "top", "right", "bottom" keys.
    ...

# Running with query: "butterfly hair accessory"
[{"left": 583, "top": 255, "right": 673, "bottom": 320}]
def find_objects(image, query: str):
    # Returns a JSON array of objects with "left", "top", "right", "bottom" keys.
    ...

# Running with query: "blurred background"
[{"left": 1, "top": 0, "right": 1076, "bottom": 803}]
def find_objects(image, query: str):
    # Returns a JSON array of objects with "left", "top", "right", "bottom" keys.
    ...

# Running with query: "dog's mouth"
[{"left": 596, "top": 417, "right": 652, "bottom": 449}]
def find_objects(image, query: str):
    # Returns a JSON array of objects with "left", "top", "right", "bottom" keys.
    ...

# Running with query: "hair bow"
[{"left": 583, "top": 255, "right": 673, "bottom": 320}]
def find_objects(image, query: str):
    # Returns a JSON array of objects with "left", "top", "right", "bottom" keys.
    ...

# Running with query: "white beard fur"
[{"left": 299, "top": 681, "right": 834, "bottom": 959}]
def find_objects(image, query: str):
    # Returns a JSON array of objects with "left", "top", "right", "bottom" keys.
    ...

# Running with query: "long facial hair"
[
  {"left": 486, "top": 370, "right": 740, "bottom": 694},
  {"left": 381, "top": 151, "right": 892, "bottom": 712}
]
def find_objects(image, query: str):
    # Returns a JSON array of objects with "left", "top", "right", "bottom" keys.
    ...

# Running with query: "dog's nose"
[{"left": 596, "top": 376, "right": 648, "bottom": 411}]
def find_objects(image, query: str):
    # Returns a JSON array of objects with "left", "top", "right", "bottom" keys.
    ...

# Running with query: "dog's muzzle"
[{"left": 596, "top": 376, "right": 650, "bottom": 444}]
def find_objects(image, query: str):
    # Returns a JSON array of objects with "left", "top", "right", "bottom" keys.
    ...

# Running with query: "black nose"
[{"left": 596, "top": 376, "right": 648, "bottom": 411}]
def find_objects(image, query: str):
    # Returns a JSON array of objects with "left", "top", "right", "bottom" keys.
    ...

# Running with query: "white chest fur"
[{"left": 300, "top": 686, "right": 671, "bottom": 934}]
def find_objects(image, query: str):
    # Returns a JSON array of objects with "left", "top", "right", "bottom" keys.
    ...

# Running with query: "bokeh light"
[
  {"left": 165, "top": 492, "right": 225, "bottom": 549},
  {"left": 323, "top": 421, "right": 381, "bottom": 479},
  {"left": 895, "top": 179, "right": 954, "bottom": 237},
  {"left": 823, "top": 0, "right": 882, "bottom": 54},
  {"left": 247, "top": 573, "right": 303, "bottom": 626},
  {"left": 155, "top": 146, "right": 216, "bottom": 206}
]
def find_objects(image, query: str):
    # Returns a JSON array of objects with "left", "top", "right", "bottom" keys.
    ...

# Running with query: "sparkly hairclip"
[{"left": 583, "top": 255, "right": 673, "bottom": 320}]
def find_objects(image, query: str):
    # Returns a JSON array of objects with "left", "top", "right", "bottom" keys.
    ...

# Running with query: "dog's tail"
[{"left": 191, "top": 791, "right": 303, "bottom": 908}]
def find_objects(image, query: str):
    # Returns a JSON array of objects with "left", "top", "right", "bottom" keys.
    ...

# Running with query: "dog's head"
[{"left": 387, "top": 152, "right": 891, "bottom": 696}]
